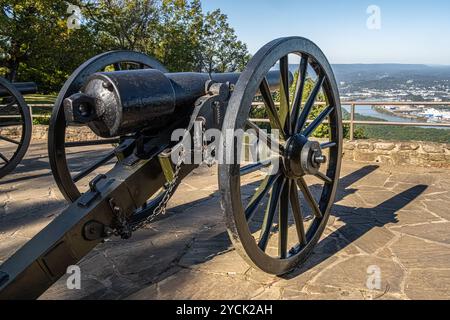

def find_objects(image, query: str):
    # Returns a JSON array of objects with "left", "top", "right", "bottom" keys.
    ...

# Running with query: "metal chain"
[
  {"left": 130, "top": 144, "right": 185, "bottom": 232},
  {"left": 202, "top": 122, "right": 216, "bottom": 168},
  {"left": 110, "top": 198, "right": 132, "bottom": 239},
  {"left": 128, "top": 119, "right": 214, "bottom": 233}
]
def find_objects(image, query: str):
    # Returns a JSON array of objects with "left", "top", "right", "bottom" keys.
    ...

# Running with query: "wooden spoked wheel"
[
  {"left": 219, "top": 37, "right": 342, "bottom": 275},
  {"left": 0, "top": 78, "right": 32, "bottom": 179},
  {"left": 48, "top": 51, "right": 168, "bottom": 202}
]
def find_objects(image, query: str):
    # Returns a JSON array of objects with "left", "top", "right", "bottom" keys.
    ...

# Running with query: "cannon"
[
  {"left": 0, "top": 37, "right": 342, "bottom": 299},
  {"left": 0, "top": 78, "right": 36, "bottom": 179}
]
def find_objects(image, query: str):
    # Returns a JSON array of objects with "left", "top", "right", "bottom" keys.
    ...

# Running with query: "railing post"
[{"left": 349, "top": 103, "right": 355, "bottom": 141}]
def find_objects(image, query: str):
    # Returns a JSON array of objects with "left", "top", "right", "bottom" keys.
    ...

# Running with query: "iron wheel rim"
[
  {"left": 0, "top": 78, "right": 32, "bottom": 179},
  {"left": 219, "top": 37, "right": 343, "bottom": 275}
]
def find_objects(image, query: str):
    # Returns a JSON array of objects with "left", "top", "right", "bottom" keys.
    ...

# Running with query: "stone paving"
[{"left": 1, "top": 141, "right": 450, "bottom": 300}]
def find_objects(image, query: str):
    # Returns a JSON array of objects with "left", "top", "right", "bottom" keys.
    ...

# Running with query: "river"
[{"left": 341, "top": 105, "right": 450, "bottom": 130}]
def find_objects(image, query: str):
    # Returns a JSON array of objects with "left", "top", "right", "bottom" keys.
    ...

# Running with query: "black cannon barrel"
[
  {"left": 64, "top": 69, "right": 290, "bottom": 137},
  {"left": 0, "top": 82, "right": 37, "bottom": 98}
]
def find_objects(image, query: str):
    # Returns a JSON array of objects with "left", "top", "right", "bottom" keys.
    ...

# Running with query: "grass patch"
[{"left": 25, "top": 94, "right": 57, "bottom": 105}]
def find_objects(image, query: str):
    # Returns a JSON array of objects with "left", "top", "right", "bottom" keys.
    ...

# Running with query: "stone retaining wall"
[
  {"left": 1, "top": 125, "right": 449, "bottom": 167},
  {"left": 0, "top": 124, "right": 100, "bottom": 142},
  {"left": 343, "top": 140, "right": 450, "bottom": 167}
]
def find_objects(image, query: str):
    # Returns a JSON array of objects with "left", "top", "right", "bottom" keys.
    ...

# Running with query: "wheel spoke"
[
  {"left": 0, "top": 152, "right": 9, "bottom": 164},
  {"left": 294, "top": 73, "right": 325, "bottom": 133},
  {"left": 245, "top": 120, "right": 284, "bottom": 154},
  {"left": 65, "top": 138, "right": 121, "bottom": 148},
  {"left": 302, "top": 105, "right": 334, "bottom": 137},
  {"left": 72, "top": 150, "right": 116, "bottom": 183},
  {"left": 0, "top": 135, "right": 20, "bottom": 145},
  {"left": 297, "top": 177, "right": 322, "bottom": 219},
  {"left": 290, "top": 181, "right": 307, "bottom": 245},
  {"left": 314, "top": 171, "right": 332, "bottom": 184},
  {"left": 321, "top": 141, "right": 336, "bottom": 149},
  {"left": 240, "top": 157, "right": 277, "bottom": 176},
  {"left": 291, "top": 55, "right": 308, "bottom": 133},
  {"left": 278, "top": 179, "right": 289, "bottom": 258},
  {"left": 258, "top": 177, "right": 285, "bottom": 251},
  {"left": 245, "top": 173, "right": 279, "bottom": 221},
  {"left": 259, "top": 78, "right": 286, "bottom": 139},
  {"left": 0, "top": 121, "right": 23, "bottom": 128},
  {"left": 279, "top": 55, "right": 290, "bottom": 134},
  {"left": 0, "top": 99, "right": 17, "bottom": 109}
]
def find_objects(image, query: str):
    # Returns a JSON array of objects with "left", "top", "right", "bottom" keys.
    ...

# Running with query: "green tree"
[
  {"left": 201, "top": 9, "right": 250, "bottom": 73},
  {"left": 84, "top": 0, "right": 159, "bottom": 52},
  {"left": 151, "top": 0, "right": 204, "bottom": 71},
  {"left": 84, "top": 0, "right": 250, "bottom": 73},
  {"left": 1, "top": 0, "right": 250, "bottom": 92},
  {"left": 0, "top": 0, "right": 97, "bottom": 91}
]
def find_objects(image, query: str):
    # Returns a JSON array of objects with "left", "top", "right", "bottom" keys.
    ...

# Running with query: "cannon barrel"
[
  {"left": 0, "top": 82, "right": 37, "bottom": 97},
  {"left": 64, "top": 69, "right": 291, "bottom": 137}
]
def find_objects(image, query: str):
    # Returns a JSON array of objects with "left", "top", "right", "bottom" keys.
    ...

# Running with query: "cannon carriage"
[
  {"left": 0, "top": 78, "right": 36, "bottom": 179},
  {"left": 0, "top": 37, "right": 342, "bottom": 299}
]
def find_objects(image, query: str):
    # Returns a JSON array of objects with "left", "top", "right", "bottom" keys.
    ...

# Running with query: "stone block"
[
  {"left": 311, "top": 256, "right": 404, "bottom": 294},
  {"left": 399, "top": 142, "right": 419, "bottom": 151},
  {"left": 342, "top": 150, "right": 354, "bottom": 161},
  {"left": 422, "top": 144, "right": 444, "bottom": 154},
  {"left": 417, "top": 152, "right": 429, "bottom": 160},
  {"left": 356, "top": 142, "right": 371, "bottom": 150},
  {"left": 375, "top": 155, "right": 394, "bottom": 165},
  {"left": 405, "top": 269, "right": 450, "bottom": 300},
  {"left": 429, "top": 153, "right": 446, "bottom": 162},
  {"left": 390, "top": 235, "right": 450, "bottom": 269},
  {"left": 391, "top": 151, "right": 413, "bottom": 165},
  {"left": 354, "top": 151, "right": 377, "bottom": 162},
  {"left": 343, "top": 142, "right": 356, "bottom": 150},
  {"left": 374, "top": 142, "right": 395, "bottom": 151}
]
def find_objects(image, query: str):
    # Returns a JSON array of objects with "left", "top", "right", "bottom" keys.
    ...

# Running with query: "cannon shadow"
[
  {"left": 131, "top": 164, "right": 428, "bottom": 288},
  {"left": 116, "top": 164, "right": 428, "bottom": 299},
  {"left": 0, "top": 146, "right": 115, "bottom": 185},
  {"left": 0, "top": 162, "right": 429, "bottom": 299},
  {"left": 281, "top": 166, "right": 428, "bottom": 279},
  {"left": 181, "top": 164, "right": 428, "bottom": 279}
]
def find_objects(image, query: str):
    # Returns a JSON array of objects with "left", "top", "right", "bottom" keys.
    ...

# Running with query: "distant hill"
[
  {"left": 288, "top": 63, "right": 450, "bottom": 83},
  {"left": 332, "top": 64, "right": 450, "bottom": 83}
]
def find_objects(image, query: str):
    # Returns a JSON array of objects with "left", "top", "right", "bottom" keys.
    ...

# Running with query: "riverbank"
[
  {"left": 341, "top": 107, "right": 450, "bottom": 143},
  {"left": 372, "top": 105, "right": 429, "bottom": 122}
]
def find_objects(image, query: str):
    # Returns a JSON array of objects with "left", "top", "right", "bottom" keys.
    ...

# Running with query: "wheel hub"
[{"left": 283, "top": 134, "right": 326, "bottom": 178}]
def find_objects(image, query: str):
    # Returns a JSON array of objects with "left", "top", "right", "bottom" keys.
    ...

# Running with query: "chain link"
[
  {"left": 118, "top": 118, "right": 216, "bottom": 234},
  {"left": 202, "top": 121, "right": 216, "bottom": 168},
  {"left": 105, "top": 93, "right": 222, "bottom": 237},
  {"left": 130, "top": 144, "right": 186, "bottom": 232}
]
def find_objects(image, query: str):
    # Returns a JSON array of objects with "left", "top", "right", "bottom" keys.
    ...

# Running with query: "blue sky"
[{"left": 201, "top": 0, "right": 450, "bottom": 65}]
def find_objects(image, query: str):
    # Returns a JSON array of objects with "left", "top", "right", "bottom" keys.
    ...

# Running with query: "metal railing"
[
  {"left": 2, "top": 102, "right": 450, "bottom": 141},
  {"left": 0, "top": 103, "right": 53, "bottom": 120},
  {"left": 250, "top": 101, "right": 450, "bottom": 140}
]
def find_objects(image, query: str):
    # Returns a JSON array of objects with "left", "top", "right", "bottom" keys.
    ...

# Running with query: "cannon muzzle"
[{"left": 64, "top": 69, "right": 291, "bottom": 137}]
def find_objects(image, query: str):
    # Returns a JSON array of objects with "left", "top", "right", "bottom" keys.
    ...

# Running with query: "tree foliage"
[
  {"left": 84, "top": 0, "right": 159, "bottom": 52},
  {"left": 0, "top": 0, "right": 97, "bottom": 91},
  {"left": 0, "top": 0, "right": 250, "bottom": 92},
  {"left": 201, "top": 9, "right": 250, "bottom": 73}
]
